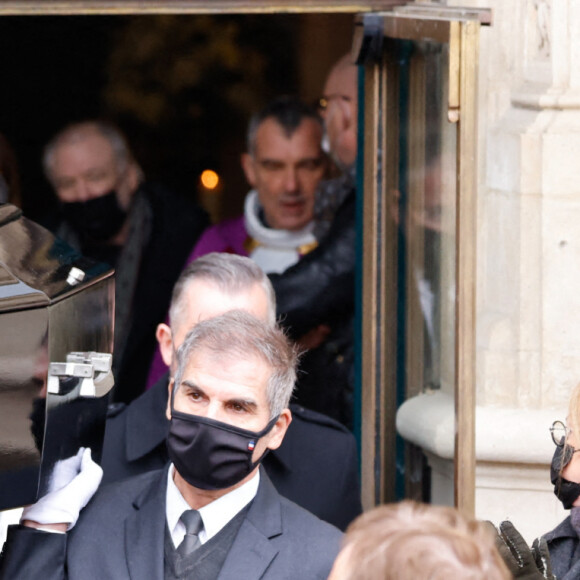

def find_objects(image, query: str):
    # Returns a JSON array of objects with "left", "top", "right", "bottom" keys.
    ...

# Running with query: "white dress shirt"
[{"left": 166, "top": 464, "right": 259, "bottom": 548}]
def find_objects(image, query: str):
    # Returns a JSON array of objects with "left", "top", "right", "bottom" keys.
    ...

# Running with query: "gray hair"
[
  {"left": 43, "top": 120, "right": 133, "bottom": 182},
  {"left": 169, "top": 252, "right": 276, "bottom": 328},
  {"left": 174, "top": 310, "right": 297, "bottom": 418},
  {"left": 246, "top": 95, "right": 323, "bottom": 156}
]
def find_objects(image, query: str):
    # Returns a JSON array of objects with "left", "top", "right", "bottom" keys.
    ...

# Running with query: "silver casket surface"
[{"left": 0, "top": 204, "right": 114, "bottom": 510}]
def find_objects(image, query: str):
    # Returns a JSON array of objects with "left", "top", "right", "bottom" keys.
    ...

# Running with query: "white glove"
[{"left": 21, "top": 447, "right": 103, "bottom": 530}]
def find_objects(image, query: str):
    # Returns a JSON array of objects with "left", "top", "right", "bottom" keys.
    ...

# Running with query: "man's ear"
[
  {"left": 166, "top": 378, "right": 175, "bottom": 421},
  {"left": 126, "top": 161, "right": 141, "bottom": 193},
  {"left": 265, "top": 409, "right": 292, "bottom": 452},
  {"left": 240, "top": 153, "right": 256, "bottom": 187},
  {"left": 156, "top": 323, "right": 173, "bottom": 367},
  {"left": 117, "top": 160, "right": 141, "bottom": 211},
  {"left": 335, "top": 100, "right": 358, "bottom": 167},
  {"left": 341, "top": 98, "right": 354, "bottom": 129}
]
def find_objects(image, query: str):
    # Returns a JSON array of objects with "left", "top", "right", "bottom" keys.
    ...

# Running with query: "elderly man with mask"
[
  {"left": 41, "top": 120, "right": 209, "bottom": 404},
  {"left": 0, "top": 310, "right": 342, "bottom": 580},
  {"left": 103, "top": 252, "right": 362, "bottom": 531}
]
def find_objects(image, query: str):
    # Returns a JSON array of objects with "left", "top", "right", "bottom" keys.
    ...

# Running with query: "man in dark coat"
[
  {"left": 102, "top": 252, "right": 362, "bottom": 531},
  {"left": 0, "top": 311, "right": 341, "bottom": 579},
  {"left": 270, "top": 54, "right": 359, "bottom": 428},
  {"left": 41, "top": 120, "right": 209, "bottom": 403}
]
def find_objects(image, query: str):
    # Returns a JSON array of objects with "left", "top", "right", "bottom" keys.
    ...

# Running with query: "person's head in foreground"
[{"left": 328, "top": 500, "right": 511, "bottom": 580}]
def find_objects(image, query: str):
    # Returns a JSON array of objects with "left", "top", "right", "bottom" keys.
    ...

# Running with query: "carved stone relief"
[{"left": 532, "top": 0, "right": 551, "bottom": 58}]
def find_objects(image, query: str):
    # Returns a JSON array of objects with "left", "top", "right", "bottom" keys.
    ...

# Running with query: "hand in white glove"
[{"left": 21, "top": 447, "right": 103, "bottom": 531}]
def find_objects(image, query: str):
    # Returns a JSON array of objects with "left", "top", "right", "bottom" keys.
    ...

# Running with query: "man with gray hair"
[
  {"left": 1, "top": 311, "right": 342, "bottom": 580},
  {"left": 41, "top": 120, "right": 208, "bottom": 403},
  {"left": 103, "top": 252, "right": 362, "bottom": 531}
]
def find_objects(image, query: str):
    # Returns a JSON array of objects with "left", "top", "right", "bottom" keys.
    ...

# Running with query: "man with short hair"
[
  {"left": 186, "top": 95, "right": 326, "bottom": 274},
  {"left": 42, "top": 120, "right": 209, "bottom": 404},
  {"left": 1, "top": 310, "right": 342, "bottom": 579},
  {"left": 103, "top": 252, "right": 362, "bottom": 531}
]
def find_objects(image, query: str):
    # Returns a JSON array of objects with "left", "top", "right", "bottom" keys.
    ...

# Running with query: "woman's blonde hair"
[
  {"left": 568, "top": 383, "right": 580, "bottom": 449},
  {"left": 334, "top": 501, "right": 510, "bottom": 580}
]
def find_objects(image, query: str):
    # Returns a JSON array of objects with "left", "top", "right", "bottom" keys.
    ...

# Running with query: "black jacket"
[
  {"left": 270, "top": 188, "right": 355, "bottom": 338},
  {"left": 270, "top": 188, "right": 356, "bottom": 427},
  {"left": 101, "top": 374, "right": 362, "bottom": 531},
  {"left": 543, "top": 515, "right": 580, "bottom": 580}
]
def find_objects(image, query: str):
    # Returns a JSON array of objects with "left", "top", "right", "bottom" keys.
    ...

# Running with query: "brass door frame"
[
  {"left": 355, "top": 7, "right": 488, "bottom": 516},
  {"left": 0, "top": 1, "right": 405, "bottom": 15}
]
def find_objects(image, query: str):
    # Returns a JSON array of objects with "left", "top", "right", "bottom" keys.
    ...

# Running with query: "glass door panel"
[{"left": 356, "top": 7, "right": 488, "bottom": 516}]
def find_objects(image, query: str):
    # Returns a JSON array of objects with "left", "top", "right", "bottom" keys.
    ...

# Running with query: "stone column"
[{"left": 476, "top": 0, "right": 580, "bottom": 541}]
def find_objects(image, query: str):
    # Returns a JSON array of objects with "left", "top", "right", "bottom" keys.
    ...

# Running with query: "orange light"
[{"left": 200, "top": 169, "right": 220, "bottom": 190}]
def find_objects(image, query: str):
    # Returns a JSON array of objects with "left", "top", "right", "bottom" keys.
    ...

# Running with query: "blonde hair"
[
  {"left": 569, "top": 383, "right": 580, "bottom": 447},
  {"left": 334, "top": 501, "right": 510, "bottom": 580},
  {"left": 553, "top": 382, "right": 580, "bottom": 478}
]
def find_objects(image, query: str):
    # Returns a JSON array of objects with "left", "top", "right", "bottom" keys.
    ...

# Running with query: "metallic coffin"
[{"left": 0, "top": 204, "right": 114, "bottom": 510}]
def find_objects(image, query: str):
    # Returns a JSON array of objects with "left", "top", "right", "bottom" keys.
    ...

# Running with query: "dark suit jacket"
[
  {"left": 0, "top": 467, "right": 341, "bottom": 580},
  {"left": 269, "top": 188, "right": 356, "bottom": 427},
  {"left": 102, "top": 375, "right": 362, "bottom": 531}
]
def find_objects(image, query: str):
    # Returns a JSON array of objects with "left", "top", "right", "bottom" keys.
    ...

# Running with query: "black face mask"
[
  {"left": 551, "top": 445, "right": 580, "bottom": 509},
  {"left": 61, "top": 189, "right": 127, "bottom": 241},
  {"left": 166, "top": 394, "right": 278, "bottom": 491}
]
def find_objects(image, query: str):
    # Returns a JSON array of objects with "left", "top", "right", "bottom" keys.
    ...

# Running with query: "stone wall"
[{"left": 400, "top": 0, "right": 580, "bottom": 541}]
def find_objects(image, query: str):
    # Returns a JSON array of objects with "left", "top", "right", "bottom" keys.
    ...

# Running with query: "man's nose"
[
  {"left": 204, "top": 401, "right": 225, "bottom": 422},
  {"left": 71, "top": 180, "right": 95, "bottom": 202},
  {"left": 283, "top": 167, "right": 299, "bottom": 193}
]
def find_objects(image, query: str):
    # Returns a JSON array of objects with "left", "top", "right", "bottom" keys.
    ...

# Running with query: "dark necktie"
[{"left": 177, "top": 509, "right": 204, "bottom": 557}]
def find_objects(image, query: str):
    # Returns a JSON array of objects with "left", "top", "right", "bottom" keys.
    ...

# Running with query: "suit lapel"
[
  {"left": 218, "top": 469, "right": 282, "bottom": 580},
  {"left": 218, "top": 520, "right": 279, "bottom": 580},
  {"left": 125, "top": 469, "right": 168, "bottom": 580}
]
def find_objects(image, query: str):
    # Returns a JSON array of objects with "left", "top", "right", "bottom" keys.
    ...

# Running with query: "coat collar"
[{"left": 543, "top": 515, "right": 577, "bottom": 543}]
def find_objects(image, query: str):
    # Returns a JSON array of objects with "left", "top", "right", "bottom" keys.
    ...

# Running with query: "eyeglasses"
[
  {"left": 317, "top": 94, "right": 352, "bottom": 113},
  {"left": 550, "top": 420, "right": 580, "bottom": 447}
]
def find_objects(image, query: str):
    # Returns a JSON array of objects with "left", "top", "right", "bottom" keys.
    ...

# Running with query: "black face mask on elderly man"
[
  {"left": 62, "top": 189, "right": 127, "bottom": 241},
  {"left": 166, "top": 389, "right": 278, "bottom": 491},
  {"left": 551, "top": 444, "right": 580, "bottom": 510}
]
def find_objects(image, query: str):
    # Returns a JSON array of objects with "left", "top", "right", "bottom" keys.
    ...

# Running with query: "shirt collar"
[{"left": 166, "top": 464, "right": 259, "bottom": 547}]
